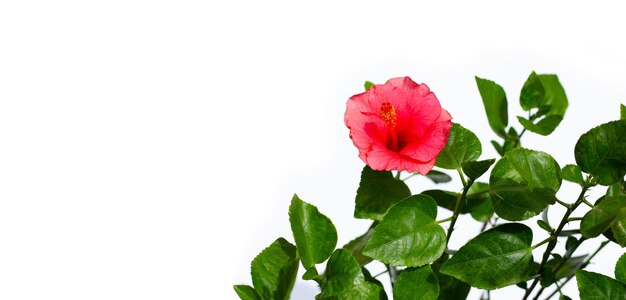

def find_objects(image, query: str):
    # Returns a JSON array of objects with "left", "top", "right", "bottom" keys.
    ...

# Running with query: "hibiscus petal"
[
  {"left": 364, "top": 144, "right": 437, "bottom": 175},
  {"left": 400, "top": 109, "right": 453, "bottom": 162},
  {"left": 345, "top": 77, "right": 453, "bottom": 174}
]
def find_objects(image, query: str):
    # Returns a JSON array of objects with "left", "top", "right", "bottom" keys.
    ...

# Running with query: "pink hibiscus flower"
[{"left": 344, "top": 77, "right": 452, "bottom": 174}]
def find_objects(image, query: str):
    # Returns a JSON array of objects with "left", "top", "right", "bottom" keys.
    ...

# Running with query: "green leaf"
[
  {"left": 562, "top": 164, "right": 584, "bottom": 184},
  {"left": 500, "top": 138, "right": 517, "bottom": 155},
  {"left": 435, "top": 123, "right": 482, "bottom": 169},
  {"left": 602, "top": 186, "right": 626, "bottom": 246},
  {"left": 462, "top": 159, "right": 495, "bottom": 181},
  {"left": 543, "top": 255, "right": 586, "bottom": 285},
  {"left": 421, "top": 189, "right": 461, "bottom": 212},
  {"left": 520, "top": 71, "right": 545, "bottom": 110},
  {"left": 558, "top": 255, "right": 586, "bottom": 279},
  {"left": 576, "top": 270, "right": 626, "bottom": 300},
  {"left": 440, "top": 223, "right": 535, "bottom": 290},
  {"left": 611, "top": 217, "right": 626, "bottom": 247},
  {"left": 289, "top": 195, "right": 337, "bottom": 268},
  {"left": 394, "top": 266, "right": 439, "bottom": 300},
  {"left": 361, "top": 268, "right": 388, "bottom": 300},
  {"left": 517, "top": 74, "right": 568, "bottom": 135},
  {"left": 616, "top": 253, "right": 626, "bottom": 284},
  {"left": 321, "top": 249, "right": 364, "bottom": 297},
  {"left": 354, "top": 166, "right": 412, "bottom": 220},
  {"left": 475, "top": 76, "right": 508, "bottom": 138},
  {"left": 340, "top": 282, "right": 383, "bottom": 300},
  {"left": 580, "top": 196, "right": 626, "bottom": 238},
  {"left": 364, "top": 81, "right": 374, "bottom": 91},
  {"left": 537, "top": 220, "right": 553, "bottom": 233},
  {"left": 251, "top": 238, "right": 299, "bottom": 300},
  {"left": 363, "top": 195, "right": 446, "bottom": 267},
  {"left": 621, "top": 104, "right": 625, "bottom": 120},
  {"left": 343, "top": 225, "right": 375, "bottom": 266},
  {"left": 491, "top": 140, "right": 504, "bottom": 156},
  {"left": 233, "top": 285, "right": 262, "bottom": 300},
  {"left": 319, "top": 283, "right": 382, "bottom": 300},
  {"left": 422, "top": 186, "right": 490, "bottom": 217},
  {"left": 302, "top": 267, "right": 319, "bottom": 281},
  {"left": 565, "top": 236, "right": 578, "bottom": 252},
  {"left": 560, "top": 295, "right": 573, "bottom": 300},
  {"left": 575, "top": 120, "right": 626, "bottom": 185},
  {"left": 607, "top": 181, "right": 626, "bottom": 197},
  {"left": 467, "top": 182, "right": 494, "bottom": 222},
  {"left": 538, "top": 74, "right": 568, "bottom": 116},
  {"left": 490, "top": 148, "right": 561, "bottom": 220},
  {"left": 517, "top": 115, "right": 563, "bottom": 136},
  {"left": 470, "top": 197, "right": 493, "bottom": 222},
  {"left": 318, "top": 267, "right": 385, "bottom": 300},
  {"left": 425, "top": 169, "right": 452, "bottom": 184},
  {"left": 432, "top": 254, "right": 471, "bottom": 300}
]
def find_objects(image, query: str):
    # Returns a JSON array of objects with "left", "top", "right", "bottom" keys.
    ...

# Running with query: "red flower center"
[
  {"left": 379, "top": 102, "right": 399, "bottom": 151},
  {"left": 379, "top": 102, "right": 397, "bottom": 129}
]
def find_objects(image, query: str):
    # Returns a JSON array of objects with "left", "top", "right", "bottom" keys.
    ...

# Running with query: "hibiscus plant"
[{"left": 234, "top": 73, "right": 626, "bottom": 300}]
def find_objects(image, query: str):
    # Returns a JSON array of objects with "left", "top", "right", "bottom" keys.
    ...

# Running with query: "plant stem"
[
  {"left": 531, "top": 238, "right": 551, "bottom": 250},
  {"left": 457, "top": 168, "right": 467, "bottom": 187},
  {"left": 373, "top": 269, "right": 388, "bottom": 278},
  {"left": 512, "top": 127, "right": 527, "bottom": 148},
  {"left": 555, "top": 199, "right": 570, "bottom": 208},
  {"left": 401, "top": 173, "right": 418, "bottom": 181},
  {"left": 437, "top": 216, "right": 453, "bottom": 223},
  {"left": 543, "top": 241, "right": 609, "bottom": 300},
  {"left": 532, "top": 237, "right": 587, "bottom": 300},
  {"left": 480, "top": 219, "right": 490, "bottom": 233},
  {"left": 385, "top": 264, "right": 397, "bottom": 287},
  {"left": 523, "top": 179, "right": 592, "bottom": 300},
  {"left": 446, "top": 169, "right": 473, "bottom": 244},
  {"left": 557, "top": 229, "right": 580, "bottom": 236}
]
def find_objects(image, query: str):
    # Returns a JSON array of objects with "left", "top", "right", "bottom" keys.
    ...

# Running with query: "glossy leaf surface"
[
  {"left": 251, "top": 238, "right": 299, "bottom": 300},
  {"left": 517, "top": 73, "right": 568, "bottom": 135},
  {"left": 580, "top": 196, "right": 626, "bottom": 238},
  {"left": 575, "top": 120, "right": 626, "bottom": 185},
  {"left": 440, "top": 223, "right": 534, "bottom": 290},
  {"left": 363, "top": 195, "right": 446, "bottom": 267},
  {"left": 233, "top": 285, "right": 262, "bottom": 300},
  {"left": 467, "top": 182, "right": 493, "bottom": 222},
  {"left": 289, "top": 195, "right": 337, "bottom": 268},
  {"left": 354, "top": 166, "right": 411, "bottom": 220},
  {"left": 616, "top": 253, "right": 626, "bottom": 283},
  {"left": 462, "top": 159, "right": 495, "bottom": 181},
  {"left": 432, "top": 254, "right": 471, "bottom": 300},
  {"left": 394, "top": 266, "right": 439, "bottom": 300},
  {"left": 321, "top": 249, "right": 364, "bottom": 297},
  {"left": 476, "top": 76, "right": 508, "bottom": 137},
  {"left": 561, "top": 164, "right": 584, "bottom": 184},
  {"left": 490, "top": 148, "right": 560, "bottom": 220},
  {"left": 520, "top": 71, "right": 545, "bottom": 110},
  {"left": 576, "top": 270, "right": 626, "bottom": 300},
  {"left": 435, "top": 123, "right": 482, "bottom": 169}
]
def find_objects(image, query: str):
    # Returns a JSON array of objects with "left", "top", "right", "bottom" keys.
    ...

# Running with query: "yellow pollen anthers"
[{"left": 379, "top": 102, "right": 397, "bottom": 129}]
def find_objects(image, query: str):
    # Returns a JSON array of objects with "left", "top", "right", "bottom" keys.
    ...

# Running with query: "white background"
[{"left": 1, "top": 1, "right": 625, "bottom": 299}]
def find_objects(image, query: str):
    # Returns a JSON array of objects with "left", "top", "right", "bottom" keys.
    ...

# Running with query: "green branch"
[
  {"left": 446, "top": 169, "right": 473, "bottom": 244},
  {"left": 523, "top": 177, "right": 593, "bottom": 300}
]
